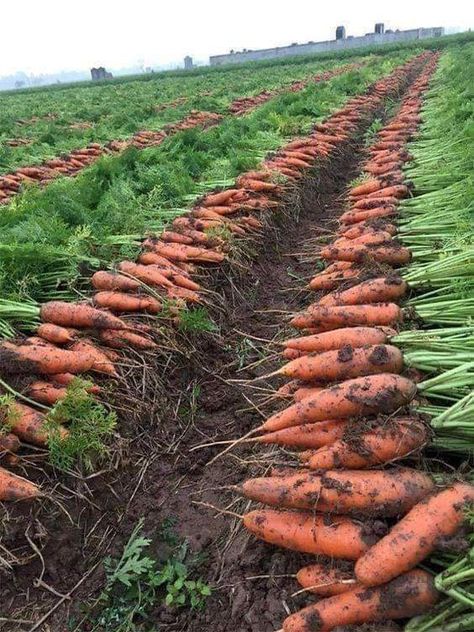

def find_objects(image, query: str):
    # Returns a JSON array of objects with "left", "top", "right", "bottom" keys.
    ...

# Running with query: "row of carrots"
[
  {"left": 0, "top": 54, "right": 433, "bottom": 500},
  {"left": 217, "top": 51, "right": 474, "bottom": 631},
  {"left": 0, "top": 62, "right": 361, "bottom": 204}
]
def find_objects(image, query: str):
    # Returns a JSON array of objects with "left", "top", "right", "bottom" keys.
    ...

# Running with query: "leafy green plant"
[{"left": 178, "top": 307, "right": 218, "bottom": 334}]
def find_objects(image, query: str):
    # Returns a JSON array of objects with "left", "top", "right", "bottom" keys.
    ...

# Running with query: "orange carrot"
[
  {"left": 0, "top": 433, "right": 20, "bottom": 453},
  {"left": 98, "top": 329, "right": 157, "bottom": 350},
  {"left": 37, "top": 323, "right": 76, "bottom": 345},
  {"left": 308, "top": 268, "right": 360, "bottom": 291},
  {"left": 283, "top": 327, "right": 393, "bottom": 353},
  {"left": 290, "top": 304, "right": 402, "bottom": 330},
  {"left": 355, "top": 482, "right": 474, "bottom": 586},
  {"left": 1, "top": 341, "right": 95, "bottom": 375},
  {"left": 282, "top": 348, "right": 304, "bottom": 360},
  {"left": 340, "top": 207, "right": 398, "bottom": 225},
  {"left": 0, "top": 467, "right": 41, "bottom": 501},
  {"left": 1, "top": 401, "right": 68, "bottom": 446},
  {"left": 319, "top": 243, "right": 411, "bottom": 266},
  {"left": 203, "top": 189, "right": 239, "bottom": 207},
  {"left": 91, "top": 271, "right": 141, "bottom": 292},
  {"left": 118, "top": 261, "right": 174, "bottom": 289},
  {"left": 145, "top": 241, "right": 224, "bottom": 263},
  {"left": 40, "top": 301, "right": 129, "bottom": 331},
  {"left": 367, "top": 184, "right": 408, "bottom": 199},
  {"left": 282, "top": 570, "right": 439, "bottom": 632},
  {"left": 70, "top": 340, "right": 117, "bottom": 376},
  {"left": 50, "top": 373, "right": 101, "bottom": 394},
  {"left": 340, "top": 221, "right": 397, "bottom": 238},
  {"left": 243, "top": 508, "right": 378, "bottom": 559},
  {"left": 269, "top": 344, "right": 403, "bottom": 382},
  {"left": 256, "top": 420, "right": 347, "bottom": 449},
  {"left": 353, "top": 197, "right": 399, "bottom": 210},
  {"left": 293, "top": 385, "right": 324, "bottom": 402},
  {"left": 259, "top": 374, "right": 416, "bottom": 432},
  {"left": 349, "top": 180, "right": 383, "bottom": 197},
  {"left": 318, "top": 277, "right": 408, "bottom": 306},
  {"left": 27, "top": 381, "right": 68, "bottom": 406},
  {"left": 307, "top": 417, "right": 429, "bottom": 469},
  {"left": 296, "top": 563, "right": 359, "bottom": 596},
  {"left": 93, "top": 291, "right": 162, "bottom": 314}
]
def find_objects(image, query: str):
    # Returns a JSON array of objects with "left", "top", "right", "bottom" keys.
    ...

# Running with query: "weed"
[{"left": 178, "top": 307, "right": 218, "bottom": 334}]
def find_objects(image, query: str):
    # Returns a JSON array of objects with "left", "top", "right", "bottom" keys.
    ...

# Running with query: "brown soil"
[{"left": 0, "top": 93, "right": 417, "bottom": 632}]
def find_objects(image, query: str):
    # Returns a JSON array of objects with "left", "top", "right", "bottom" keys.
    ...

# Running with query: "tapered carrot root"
[
  {"left": 318, "top": 277, "right": 408, "bottom": 306},
  {"left": 70, "top": 340, "right": 118, "bottom": 377},
  {"left": 1, "top": 402, "right": 68, "bottom": 446},
  {"left": 144, "top": 240, "right": 224, "bottom": 263},
  {"left": 1, "top": 341, "right": 95, "bottom": 375},
  {"left": 91, "top": 271, "right": 141, "bottom": 292},
  {"left": 282, "top": 570, "right": 440, "bottom": 632},
  {"left": 290, "top": 304, "right": 402, "bottom": 330},
  {"left": 340, "top": 221, "right": 397, "bottom": 238},
  {"left": 271, "top": 344, "right": 403, "bottom": 383},
  {"left": 93, "top": 291, "right": 162, "bottom": 314},
  {"left": 98, "top": 329, "right": 157, "bottom": 350},
  {"left": 283, "top": 327, "right": 394, "bottom": 353},
  {"left": 308, "top": 268, "right": 360, "bottom": 291},
  {"left": 27, "top": 381, "right": 68, "bottom": 406},
  {"left": 355, "top": 482, "right": 474, "bottom": 586},
  {"left": 320, "top": 243, "right": 411, "bottom": 266},
  {"left": 307, "top": 418, "right": 429, "bottom": 469},
  {"left": 37, "top": 323, "right": 76, "bottom": 345},
  {"left": 40, "top": 301, "right": 128, "bottom": 331},
  {"left": 0, "top": 467, "right": 41, "bottom": 501},
  {"left": 260, "top": 374, "right": 416, "bottom": 432},
  {"left": 256, "top": 420, "right": 347, "bottom": 449},
  {"left": 243, "top": 509, "right": 379, "bottom": 559},
  {"left": 296, "top": 563, "right": 359, "bottom": 596},
  {"left": 0, "top": 433, "right": 20, "bottom": 453},
  {"left": 50, "top": 373, "right": 101, "bottom": 394}
]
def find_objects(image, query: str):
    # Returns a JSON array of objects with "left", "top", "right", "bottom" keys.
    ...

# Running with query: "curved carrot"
[
  {"left": 260, "top": 374, "right": 416, "bottom": 432},
  {"left": 283, "top": 327, "right": 393, "bottom": 353},
  {"left": 318, "top": 277, "right": 407, "bottom": 307},
  {"left": 243, "top": 509, "right": 378, "bottom": 559},
  {"left": 0, "top": 467, "right": 41, "bottom": 501},
  {"left": 70, "top": 340, "right": 117, "bottom": 376},
  {"left": 283, "top": 570, "right": 439, "bottom": 632},
  {"left": 355, "top": 482, "right": 474, "bottom": 586}
]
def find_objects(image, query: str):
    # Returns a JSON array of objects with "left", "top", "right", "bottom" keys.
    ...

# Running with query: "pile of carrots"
[
  {"left": 209, "top": 51, "right": 474, "bottom": 631},
  {"left": 0, "top": 54, "right": 435, "bottom": 505}
]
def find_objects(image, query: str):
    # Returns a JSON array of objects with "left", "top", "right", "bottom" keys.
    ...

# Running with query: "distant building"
[
  {"left": 209, "top": 24, "right": 445, "bottom": 66},
  {"left": 90, "top": 67, "right": 113, "bottom": 81},
  {"left": 184, "top": 56, "right": 194, "bottom": 70}
]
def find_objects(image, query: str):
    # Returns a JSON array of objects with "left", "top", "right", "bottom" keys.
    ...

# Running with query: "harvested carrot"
[
  {"left": 91, "top": 271, "right": 141, "bottom": 292},
  {"left": 159, "top": 230, "right": 195, "bottom": 245},
  {"left": 340, "top": 207, "right": 398, "bottom": 225},
  {"left": 94, "top": 291, "right": 162, "bottom": 314},
  {"left": 203, "top": 189, "right": 239, "bottom": 207},
  {"left": 293, "top": 385, "right": 324, "bottom": 402},
  {"left": 70, "top": 340, "right": 117, "bottom": 376},
  {"left": 282, "top": 570, "right": 439, "bottom": 632},
  {"left": 296, "top": 563, "right": 359, "bottom": 596},
  {"left": 50, "top": 373, "right": 101, "bottom": 394},
  {"left": 37, "top": 323, "right": 76, "bottom": 345},
  {"left": 145, "top": 241, "right": 224, "bottom": 263},
  {"left": 319, "top": 243, "right": 411, "bottom": 266},
  {"left": 290, "top": 304, "right": 402, "bottom": 330},
  {"left": 256, "top": 420, "right": 347, "bottom": 449},
  {"left": 118, "top": 261, "right": 174, "bottom": 289},
  {"left": 0, "top": 402, "right": 68, "bottom": 446},
  {"left": 340, "top": 221, "right": 397, "bottom": 238},
  {"left": 283, "top": 327, "right": 393, "bottom": 353},
  {"left": 349, "top": 180, "right": 383, "bottom": 197},
  {"left": 28, "top": 381, "right": 68, "bottom": 406},
  {"left": 355, "top": 482, "right": 474, "bottom": 586},
  {"left": 0, "top": 433, "right": 20, "bottom": 453},
  {"left": 1, "top": 341, "right": 95, "bottom": 375},
  {"left": 333, "top": 230, "right": 393, "bottom": 247},
  {"left": 98, "top": 329, "right": 157, "bottom": 350},
  {"left": 268, "top": 344, "right": 403, "bottom": 383},
  {"left": 260, "top": 374, "right": 416, "bottom": 432},
  {"left": 308, "top": 268, "right": 360, "bottom": 291},
  {"left": 352, "top": 197, "right": 399, "bottom": 210},
  {"left": 282, "top": 348, "right": 304, "bottom": 360},
  {"left": 0, "top": 467, "right": 41, "bottom": 501},
  {"left": 243, "top": 508, "right": 378, "bottom": 559},
  {"left": 367, "top": 184, "right": 408, "bottom": 199},
  {"left": 40, "top": 301, "right": 128, "bottom": 331},
  {"left": 318, "top": 277, "right": 407, "bottom": 306},
  {"left": 307, "top": 417, "right": 429, "bottom": 469}
]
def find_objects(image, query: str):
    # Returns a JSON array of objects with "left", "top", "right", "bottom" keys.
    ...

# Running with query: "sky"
[{"left": 1, "top": 0, "right": 473, "bottom": 76}]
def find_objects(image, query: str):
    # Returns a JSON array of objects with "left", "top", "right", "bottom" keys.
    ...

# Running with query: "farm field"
[{"left": 0, "top": 36, "right": 473, "bottom": 632}]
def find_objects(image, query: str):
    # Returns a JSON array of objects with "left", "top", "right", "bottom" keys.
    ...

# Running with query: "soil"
[{"left": 0, "top": 85, "right": 418, "bottom": 632}]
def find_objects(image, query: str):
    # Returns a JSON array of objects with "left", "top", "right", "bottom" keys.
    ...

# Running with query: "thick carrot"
[
  {"left": 296, "top": 563, "right": 358, "bottom": 596},
  {"left": 1, "top": 402, "right": 68, "bottom": 446},
  {"left": 159, "top": 230, "right": 194, "bottom": 245},
  {"left": 0, "top": 467, "right": 41, "bottom": 501},
  {"left": 355, "top": 482, "right": 474, "bottom": 586},
  {"left": 93, "top": 291, "right": 162, "bottom": 314},
  {"left": 290, "top": 304, "right": 402, "bottom": 330},
  {"left": 37, "top": 323, "right": 76, "bottom": 345},
  {"left": 282, "top": 570, "right": 440, "bottom": 632},
  {"left": 91, "top": 271, "right": 141, "bottom": 292},
  {"left": 283, "top": 327, "right": 393, "bottom": 353},
  {"left": 0, "top": 433, "right": 20, "bottom": 453},
  {"left": 340, "top": 207, "right": 398, "bottom": 225},
  {"left": 256, "top": 420, "right": 347, "bottom": 449},
  {"left": 340, "top": 221, "right": 397, "bottom": 238},
  {"left": 349, "top": 180, "right": 382, "bottom": 197},
  {"left": 319, "top": 277, "right": 408, "bottom": 307},
  {"left": 319, "top": 243, "right": 411, "bottom": 266},
  {"left": 1, "top": 341, "right": 95, "bottom": 375},
  {"left": 294, "top": 385, "right": 324, "bottom": 401},
  {"left": 270, "top": 344, "right": 403, "bottom": 382},
  {"left": 260, "top": 374, "right": 416, "bottom": 432},
  {"left": 98, "top": 329, "right": 157, "bottom": 350},
  {"left": 243, "top": 509, "right": 378, "bottom": 559},
  {"left": 333, "top": 230, "right": 393, "bottom": 247},
  {"left": 40, "top": 301, "right": 129, "bottom": 331},
  {"left": 28, "top": 381, "right": 68, "bottom": 405},
  {"left": 202, "top": 189, "right": 239, "bottom": 206},
  {"left": 307, "top": 417, "right": 429, "bottom": 469}
]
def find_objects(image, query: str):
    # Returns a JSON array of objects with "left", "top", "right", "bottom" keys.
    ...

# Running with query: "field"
[{"left": 0, "top": 33, "right": 473, "bottom": 632}]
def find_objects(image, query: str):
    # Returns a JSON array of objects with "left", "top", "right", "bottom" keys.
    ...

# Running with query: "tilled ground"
[{"left": 0, "top": 108, "right": 407, "bottom": 632}]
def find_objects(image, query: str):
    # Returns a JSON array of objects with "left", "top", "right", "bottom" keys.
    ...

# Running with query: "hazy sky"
[{"left": 1, "top": 0, "right": 473, "bottom": 75}]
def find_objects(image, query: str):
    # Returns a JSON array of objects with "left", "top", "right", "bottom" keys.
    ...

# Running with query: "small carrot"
[
  {"left": 0, "top": 467, "right": 41, "bottom": 501},
  {"left": 355, "top": 482, "right": 474, "bottom": 586},
  {"left": 340, "top": 207, "right": 398, "bottom": 225},
  {"left": 1, "top": 401, "right": 68, "bottom": 446},
  {"left": 98, "top": 329, "right": 157, "bottom": 350},
  {"left": 0, "top": 433, "right": 20, "bottom": 453},
  {"left": 296, "top": 563, "right": 358, "bottom": 596},
  {"left": 308, "top": 268, "right": 360, "bottom": 291},
  {"left": 255, "top": 420, "right": 347, "bottom": 449},
  {"left": 27, "top": 381, "right": 68, "bottom": 406},
  {"left": 37, "top": 323, "right": 76, "bottom": 345},
  {"left": 70, "top": 340, "right": 117, "bottom": 376}
]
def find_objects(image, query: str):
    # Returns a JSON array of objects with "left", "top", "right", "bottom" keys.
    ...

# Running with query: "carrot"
[
  {"left": 269, "top": 344, "right": 403, "bottom": 383},
  {"left": 40, "top": 301, "right": 129, "bottom": 331},
  {"left": 118, "top": 261, "right": 174, "bottom": 289},
  {"left": 294, "top": 385, "right": 324, "bottom": 402},
  {"left": 259, "top": 374, "right": 416, "bottom": 432},
  {"left": 1, "top": 341, "right": 95, "bottom": 375},
  {"left": 145, "top": 241, "right": 224, "bottom": 263},
  {"left": 166, "top": 285, "right": 201, "bottom": 304},
  {"left": 308, "top": 268, "right": 360, "bottom": 291},
  {"left": 340, "top": 207, "right": 398, "bottom": 225},
  {"left": 243, "top": 509, "right": 378, "bottom": 559},
  {"left": 50, "top": 373, "right": 101, "bottom": 394},
  {"left": 256, "top": 420, "right": 347, "bottom": 449},
  {"left": 282, "top": 570, "right": 440, "bottom": 632},
  {"left": 333, "top": 230, "right": 393, "bottom": 247},
  {"left": 93, "top": 291, "right": 162, "bottom": 314},
  {"left": 239, "top": 179, "right": 281, "bottom": 192},
  {"left": 283, "top": 327, "right": 394, "bottom": 353},
  {"left": 137, "top": 250, "right": 194, "bottom": 274},
  {"left": 91, "top": 270, "right": 141, "bottom": 292},
  {"left": 352, "top": 197, "right": 399, "bottom": 210},
  {"left": 70, "top": 340, "right": 117, "bottom": 376},
  {"left": 318, "top": 277, "right": 408, "bottom": 307},
  {"left": 98, "top": 329, "right": 157, "bottom": 350},
  {"left": 159, "top": 231, "right": 194, "bottom": 245},
  {"left": 319, "top": 243, "right": 411, "bottom": 266},
  {"left": 349, "top": 180, "right": 383, "bottom": 197},
  {"left": 203, "top": 189, "right": 239, "bottom": 206},
  {"left": 340, "top": 221, "right": 397, "bottom": 238},
  {"left": 290, "top": 304, "right": 402, "bottom": 330},
  {"left": 296, "top": 563, "right": 359, "bottom": 596},
  {"left": 355, "top": 482, "right": 474, "bottom": 586},
  {"left": 367, "top": 184, "right": 408, "bottom": 199},
  {"left": 365, "top": 161, "right": 402, "bottom": 175},
  {"left": 307, "top": 417, "right": 429, "bottom": 469},
  {"left": 0, "top": 467, "right": 41, "bottom": 501},
  {"left": 1, "top": 401, "right": 68, "bottom": 446},
  {"left": 0, "top": 433, "right": 20, "bottom": 453},
  {"left": 37, "top": 323, "right": 76, "bottom": 345},
  {"left": 28, "top": 381, "right": 68, "bottom": 405}
]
